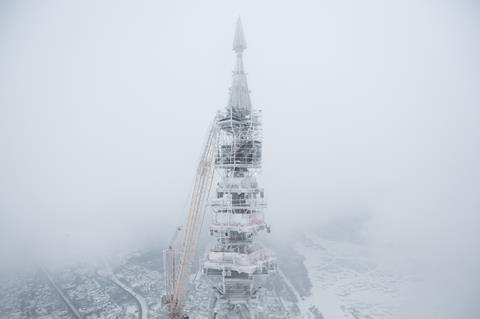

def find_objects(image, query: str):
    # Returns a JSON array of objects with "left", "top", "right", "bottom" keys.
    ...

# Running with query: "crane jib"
[{"left": 169, "top": 117, "right": 220, "bottom": 318}]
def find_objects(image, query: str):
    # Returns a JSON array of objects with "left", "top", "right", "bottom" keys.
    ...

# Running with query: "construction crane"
[
  {"left": 169, "top": 227, "right": 182, "bottom": 249},
  {"left": 163, "top": 226, "right": 182, "bottom": 305},
  {"left": 165, "top": 116, "right": 220, "bottom": 319}
]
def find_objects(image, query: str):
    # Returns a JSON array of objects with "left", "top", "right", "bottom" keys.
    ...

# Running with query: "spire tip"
[{"left": 233, "top": 17, "right": 247, "bottom": 53}]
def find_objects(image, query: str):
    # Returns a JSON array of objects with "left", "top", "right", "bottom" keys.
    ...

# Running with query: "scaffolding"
[{"left": 203, "top": 18, "right": 275, "bottom": 319}]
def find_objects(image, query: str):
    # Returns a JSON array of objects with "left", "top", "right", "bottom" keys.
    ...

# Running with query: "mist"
[{"left": 1, "top": 0, "right": 479, "bottom": 317}]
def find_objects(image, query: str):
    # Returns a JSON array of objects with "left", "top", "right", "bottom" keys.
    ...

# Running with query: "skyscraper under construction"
[{"left": 203, "top": 18, "right": 275, "bottom": 319}]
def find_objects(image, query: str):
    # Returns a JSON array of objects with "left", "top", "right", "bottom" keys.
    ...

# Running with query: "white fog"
[{"left": 1, "top": 1, "right": 479, "bottom": 318}]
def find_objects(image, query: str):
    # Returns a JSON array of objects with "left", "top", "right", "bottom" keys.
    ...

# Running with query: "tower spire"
[
  {"left": 233, "top": 17, "right": 247, "bottom": 53},
  {"left": 204, "top": 19, "right": 274, "bottom": 319},
  {"left": 228, "top": 17, "right": 251, "bottom": 112}
]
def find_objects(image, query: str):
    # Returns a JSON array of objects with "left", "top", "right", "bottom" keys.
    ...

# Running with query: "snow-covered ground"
[{"left": 293, "top": 234, "right": 417, "bottom": 319}]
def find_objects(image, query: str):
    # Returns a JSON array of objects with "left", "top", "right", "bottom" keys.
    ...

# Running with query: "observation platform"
[{"left": 204, "top": 250, "right": 274, "bottom": 275}]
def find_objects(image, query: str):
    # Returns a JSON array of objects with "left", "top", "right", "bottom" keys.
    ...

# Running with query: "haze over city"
[{"left": 1, "top": 1, "right": 479, "bottom": 318}]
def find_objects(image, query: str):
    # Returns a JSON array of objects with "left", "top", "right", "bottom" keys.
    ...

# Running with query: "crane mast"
[
  {"left": 167, "top": 117, "right": 220, "bottom": 319},
  {"left": 163, "top": 226, "right": 181, "bottom": 306}
]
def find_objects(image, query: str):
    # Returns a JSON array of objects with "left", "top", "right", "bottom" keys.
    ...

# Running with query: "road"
[
  {"left": 42, "top": 268, "right": 83, "bottom": 319},
  {"left": 278, "top": 267, "right": 314, "bottom": 319},
  {"left": 103, "top": 261, "right": 149, "bottom": 319}
]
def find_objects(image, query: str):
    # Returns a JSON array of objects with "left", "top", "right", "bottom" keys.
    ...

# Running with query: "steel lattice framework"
[
  {"left": 203, "top": 18, "right": 275, "bottom": 319},
  {"left": 166, "top": 117, "right": 220, "bottom": 319}
]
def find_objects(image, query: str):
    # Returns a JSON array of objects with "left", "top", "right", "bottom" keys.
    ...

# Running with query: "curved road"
[{"left": 103, "top": 261, "right": 149, "bottom": 319}]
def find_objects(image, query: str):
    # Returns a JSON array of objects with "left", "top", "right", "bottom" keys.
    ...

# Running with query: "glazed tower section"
[{"left": 203, "top": 19, "right": 275, "bottom": 319}]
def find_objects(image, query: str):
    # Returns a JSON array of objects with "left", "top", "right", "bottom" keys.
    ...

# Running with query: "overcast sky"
[{"left": 1, "top": 0, "right": 479, "bottom": 316}]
